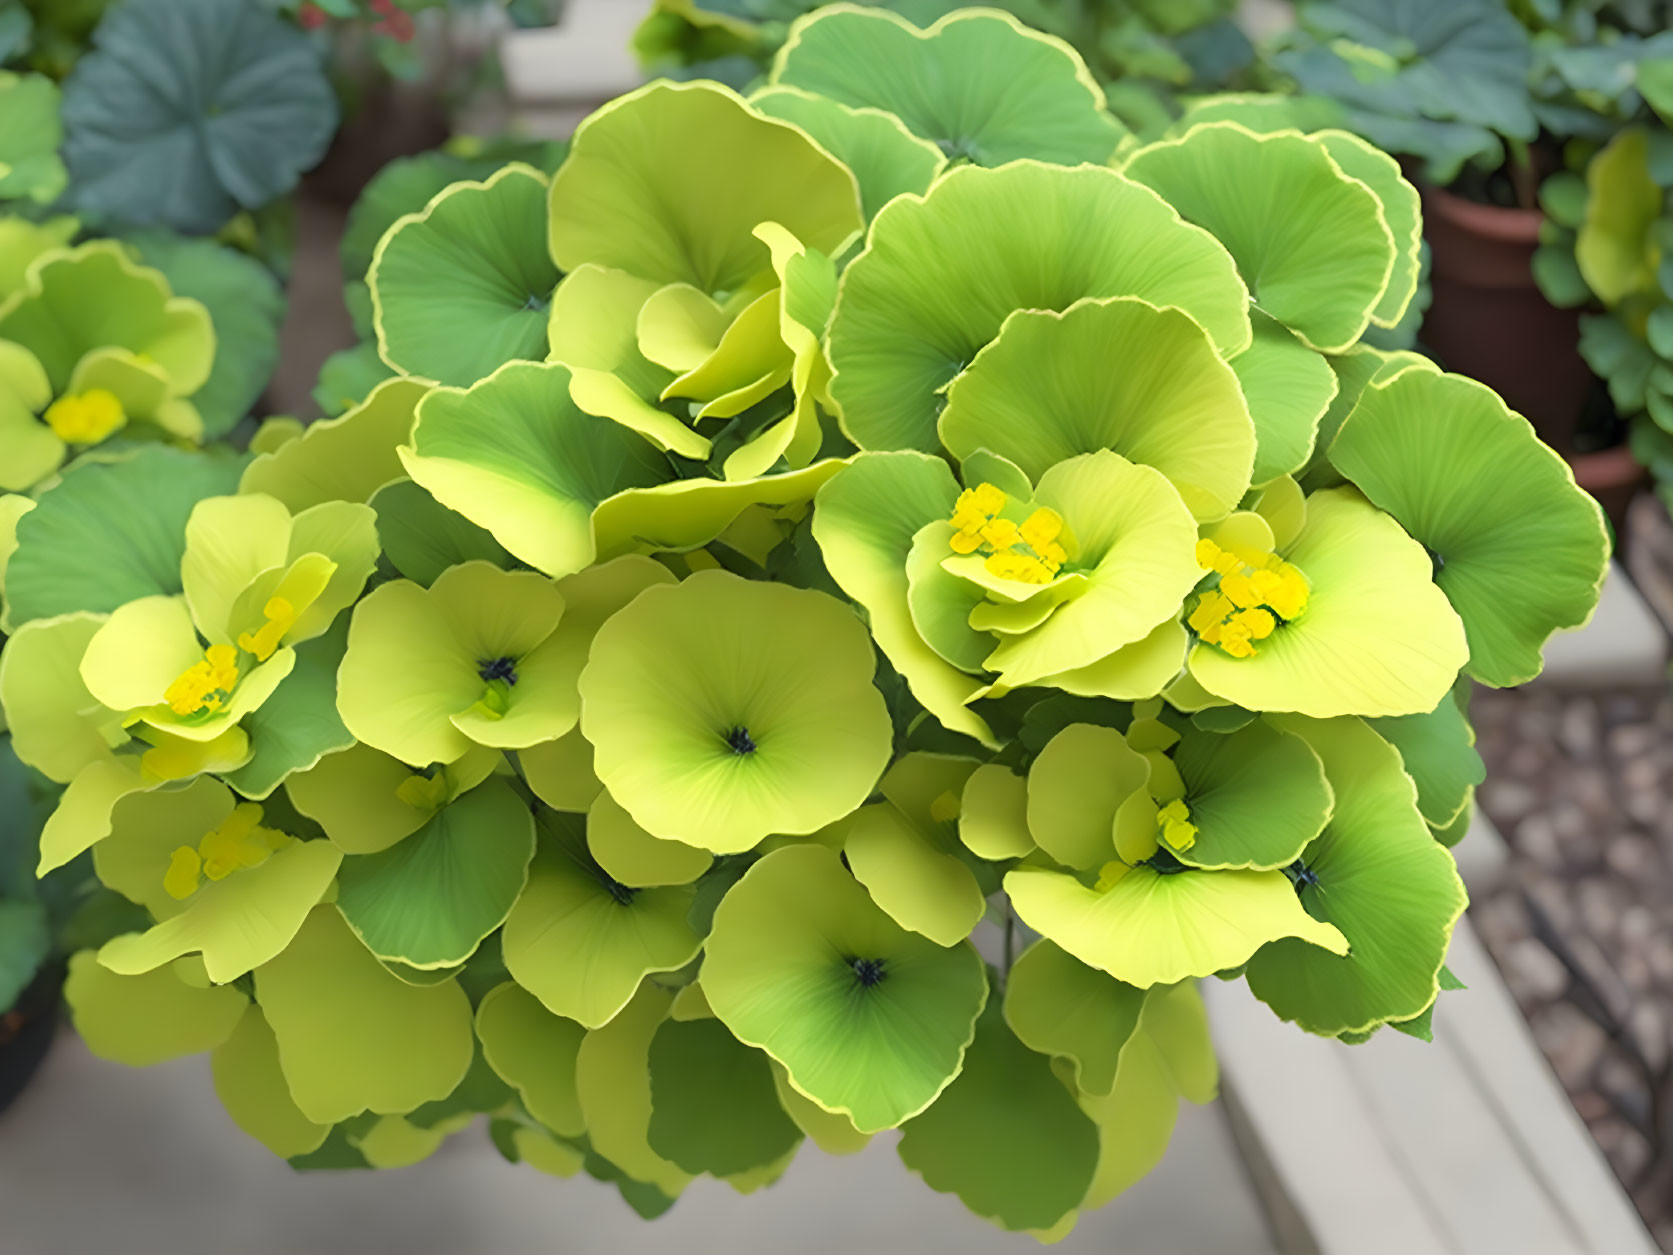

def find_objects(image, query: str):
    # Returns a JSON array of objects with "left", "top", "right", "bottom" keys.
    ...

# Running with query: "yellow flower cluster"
[
  {"left": 237, "top": 596, "right": 297, "bottom": 662},
  {"left": 42, "top": 388, "right": 126, "bottom": 444},
  {"left": 163, "top": 643, "right": 240, "bottom": 716},
  {"left": 948, "top": 482, "right": 1068, "bottom": 585},
  {"left": 1188, "top": 538, "right": 1309, "bottom": 658},
  {"left": 162, "top": 803, "right": 293, "bottom": 901}
]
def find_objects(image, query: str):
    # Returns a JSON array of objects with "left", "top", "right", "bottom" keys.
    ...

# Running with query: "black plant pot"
[{"left": 0, "top": 963, "right": 61, "bottom": 1119}]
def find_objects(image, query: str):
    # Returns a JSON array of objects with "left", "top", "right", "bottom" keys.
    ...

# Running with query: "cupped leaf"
[
  {"left": 3, "top": 446, "right": 241, "bottom": 631},
  {"left": 1248, "top": 715, "right": 1469, "bottom": 1036},
  {"left": 336, "top": 778, "right": 536, "bottom": 969},
  {"left": 501, "top": 809, "right": 702, "bottom": 1029},
  {"left": 1027, "top": 723, "right": 1148, "bottom": 871},
  {"left": 827, "top": 161, "right": 1250, "bottom": 452},
  {"left": 1005, "top": 862, "right": 1347, "bottom": 989},
  {"left": 1122, "top": 123, "right": 1395, "bottom": 353},
  {"left": 1576, "top": 127, "right": 1661, "bottom": 307},
  {"left": 369, "top": 479, "right": 513, "bottom": 588},
  {"left": 647, "top": 1017, "right": 804, "bottom": 1177},
  {"left": 255, "top": 906, "right": 475, "bottom": 1125},
  {"left": 587, "top": 789, "right": 713, "bottom": 889},
  {"left": 400, "top": 360, "right": 668, "bottom": 581},
  {"left": 897, "top": 994, "right": 1099, "bottom": 1232},
  {"left": 1327, "top": 367, "right": 1610, "bottom": 687},
  {"left": 336, "top": 560, "right": 572, "bottom": 767},
  {"left": 1169, "top": 718, "right": 1332, "bottom": 871},
  {"left": 1316, "top": 129, "right": 1423, "bottom": 329},
  {"left": 703, "top": 843, "right": 989, "bottom": 1133},
  {"left": 939, "top": 298, "right": 1256, "bottom": 521},
  {"left": 370, "top": 165, "right": 560, "bottom": 387},
  {"left": 59, "top": 0, "right": 337, "bottom": 234},
  {"left": 749, "top": 85, "right": 946, "bottom": 220},
  {"left": 548, "top": 79, "right": 861, "bottom": 296},
  {"left": 771, "top": 5, "right": 1123, "bottom": 167},
  {"left": 578, "top": 571, "right": 892, "bottom": 853}
]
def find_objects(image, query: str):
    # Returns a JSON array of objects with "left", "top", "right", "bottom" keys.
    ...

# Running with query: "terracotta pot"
[
  {"left": 1572, "top": 443, "right": 1648, "bottom": 541},
  {"left": 1420, "top": 185, "right": 1594, "bottom": 457}
]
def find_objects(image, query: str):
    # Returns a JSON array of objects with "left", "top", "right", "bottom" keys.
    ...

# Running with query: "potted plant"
[{"left": 0, "top": 3, "right": 1610, "bottom": 1232}]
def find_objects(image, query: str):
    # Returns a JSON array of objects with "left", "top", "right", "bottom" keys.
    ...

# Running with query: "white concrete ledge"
[
  {"left": 1205, "top": 918, "right": 1658, "bottom": 1255},
  {"left": 1537, "top": 562, "right": 1667, "bottom": 690}
]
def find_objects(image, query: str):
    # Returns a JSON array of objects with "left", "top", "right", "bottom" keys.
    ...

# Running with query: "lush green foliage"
[{"left": 0, "top": 2, "right": 1609, "bottom": 1233}]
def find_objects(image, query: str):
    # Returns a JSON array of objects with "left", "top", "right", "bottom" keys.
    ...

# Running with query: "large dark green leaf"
[
  {"left": 60, "top": 0, "right": 338, "bottom": 233},
  {"left": 127, "top": 231, "right": 284, "bottom": 436}
]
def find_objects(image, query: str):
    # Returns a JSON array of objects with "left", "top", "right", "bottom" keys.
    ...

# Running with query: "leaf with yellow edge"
[
  {"left": 1005, "top": 862, "right": 1347, "bottom": 989},
  {"left": 1003, "top": 939, "right": 1145, "bottom": 1097}
]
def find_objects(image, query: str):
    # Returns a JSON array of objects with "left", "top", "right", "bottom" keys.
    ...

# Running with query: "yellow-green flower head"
[
  {"left": 76, "top": 493, "right": 378, "bottom": 748},
  {"left": 1184, "top": 488, "right": 1469, "bottom": 717},
  {"left": 89, "top": 776, "right": 341, "bottom": 983},
  {"left": 833, "top": 448, "right": 1204, "bottom": 722},
  {"left": 0, "top": 242, "right": 215, "bottom": 492}
]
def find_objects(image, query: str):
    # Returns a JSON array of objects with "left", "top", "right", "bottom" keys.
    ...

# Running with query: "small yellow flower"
[
  {"left": 163, "top": 643, "right": 241, "bottom": 716},
  {"left": 237, "top": 596, "right": 297, "bottom": 662},
  {"left": 164, "top": 803, "right": 292, "bottom": 900},
  {"left": 1156, "top": 798, "right": 1197, "bottom": 852},
  {"left": 42, "top": 389, "right": 126, "bottom": 445}
]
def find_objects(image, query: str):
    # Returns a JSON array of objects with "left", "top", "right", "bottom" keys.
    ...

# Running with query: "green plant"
[
  {"left": 0, "top": 3, "right": 1609, "bottom": 1231},
  {"left": 633, "top": 0, "right": 1255, "bottom": 132}
]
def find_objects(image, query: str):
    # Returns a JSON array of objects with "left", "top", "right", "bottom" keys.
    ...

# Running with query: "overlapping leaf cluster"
[{"left": 0, "top": 3, "right": 1610, "bottom": 1235}]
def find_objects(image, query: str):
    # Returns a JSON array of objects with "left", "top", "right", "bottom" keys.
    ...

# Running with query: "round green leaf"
[
  {"left": 1226, "top": 310, "right": 1338, "bottom": 485},
  {"left": 241, "top": 377, "right": 428, "bottom": 513},
  {"left": 1123, "top": 123, "right": 1395, "bottom": 354},
  {"left": 65, "top": 949, "right": 246, "bottom": 1067},
  {"left": 3, "top": 446, "right": 242, "bottom": 630},
  {"left": 475, "top": 981, "right": 586, "bottom": 1138},
  {"left": 1327, "top": 367, "right": 1610, "bottom": 687},
  {"left": 578, "top": 571, "right": 893, "bottom": 854},
  {"left": 771, "top": 6, "right": 1123, "bottom": 167},
  {"left": 701, "top": 843, "right": 990, "bottom": 1134},
  {"left": 1368, "top": 691, "right": 1484, "bottom": 830},
  {"left": 0, "top": 72, "right": 66, "bottom": 204},
  {"left": 827, "top": 161, "right": 1250, "bottom": 452},
  {"left": 1248, "top": 715, "right": 1469, "bottom": 1036},
  {"left": 501, "top": 809, "right": 702, "bottom": 1029},
  {"left": 1170, "top": 718, "right": 1332, "bottom": 871},
  {"left": 254, "top": 905, "right": 475, "bottom": 1125},
  {"left": 370, "top": 164, "right": 561, "bottom": 386},
  {"left": 647, "top": 1016, "right": 804, "bottom": 1177},
  {"left": 60, "top": 0, "right": 337, "bottom": 234},
  {"left": 749, "top": 85, "right": 946, "bottom": 221},
  {"left": 400, "top": 360, "right": 668, "bottom": 581},
  {"left": 939, "top": 297, "right": 1257, "bottom": 521},
  {"left": 335, "top": 777, "right": 536, "bottom": 969},
  {"left": 127, "top": 231, "right": 285, "bottom": 437},
  {"left": 1002, "top": 939, "right": 1145, "bottom": 1098},
  {"left": 897, "top": 995, "right": 1100, "bottom": 1232}
]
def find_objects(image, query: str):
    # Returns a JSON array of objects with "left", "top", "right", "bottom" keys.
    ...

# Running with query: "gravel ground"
[{"left": 1472, "top": 679, "right": 1673, "bottom": 1252}]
